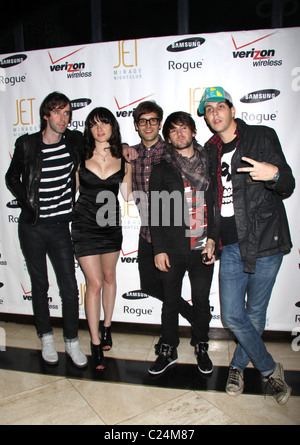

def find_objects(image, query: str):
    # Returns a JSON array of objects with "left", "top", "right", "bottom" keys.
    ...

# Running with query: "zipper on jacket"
[{"left": 32, "top": 152, "right": 42, "bottom": 226}]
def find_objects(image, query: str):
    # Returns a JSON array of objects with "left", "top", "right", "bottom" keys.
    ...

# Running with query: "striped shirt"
[
  {"left": 131, "top": 136, "right": 166, "bottom": 242},
  {"left": 38, "top": 136, "right": 73, "bottom": 224}
]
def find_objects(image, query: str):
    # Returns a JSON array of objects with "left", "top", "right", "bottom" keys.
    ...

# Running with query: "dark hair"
[
  {"left": 162, "top": 111, "right": 196, "bottom": 141},
  {"left": 133, "top": 100, "right": 163, "bottom": 123},
  {"left": 84, "top": 107, "right": 122, "bottom": 160},
  {"left": 225, "top": 99, "right": 234, "bottom": 110},
  {"left": 39, "top": 91, "right": 72, "bottom": 131}
]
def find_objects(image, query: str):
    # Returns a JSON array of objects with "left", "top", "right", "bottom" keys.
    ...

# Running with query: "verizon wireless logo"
[
  {"left": 232, "top": 33, "right": 282, "bottom": 67},
  {"left": 48, "top": 48, "right": 92, "bottom": 78}
]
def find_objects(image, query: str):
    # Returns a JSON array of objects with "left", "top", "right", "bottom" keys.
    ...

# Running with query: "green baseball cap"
[{"left": 198, "top": 86, "right": 233, "bottom": 115}]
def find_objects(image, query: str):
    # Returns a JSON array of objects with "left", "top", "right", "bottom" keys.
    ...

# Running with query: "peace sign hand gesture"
[{"left": 237, "top": 156, "right": 278, "bottom": 181}]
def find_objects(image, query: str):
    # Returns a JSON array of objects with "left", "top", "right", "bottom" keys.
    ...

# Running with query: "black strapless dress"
[{"left": 72, "top": 158, "right": 125, "bottom": 258}]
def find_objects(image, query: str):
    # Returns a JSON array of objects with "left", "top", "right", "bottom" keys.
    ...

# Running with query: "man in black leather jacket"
[
  {"left": 6, "top": 91, "right": 87, "bottom": 368},
  {"left": 198, "top": 86, "right": 295, "bottom": 405}
]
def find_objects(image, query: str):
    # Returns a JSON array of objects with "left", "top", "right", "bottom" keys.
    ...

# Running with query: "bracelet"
[{"left": 273, "top": 170, "right": 280, "bottom": 182}]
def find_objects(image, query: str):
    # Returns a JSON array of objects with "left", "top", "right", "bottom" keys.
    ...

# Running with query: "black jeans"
[
  {"left": 138, "top": 236, "right": 194, "bottom": 324},
  {"left": 160, "top": 250, "right": 214, "bottom": 347},
  {"left": 18, "top": 219, "right": 79, "bottom": 339}
]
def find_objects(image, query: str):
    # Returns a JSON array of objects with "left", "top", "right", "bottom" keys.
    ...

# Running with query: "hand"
[
  {"left": 122, "top": 145, "right": 139, "bottom": 162},
  {"left": 237, "top": 156, "right": 278, "bottom": 181},
  {"left": 154, "top": 253, "right": 170, "bottom": 272},
  {"left": 202, "top": 238, "right": 215, "bottom": 265}
]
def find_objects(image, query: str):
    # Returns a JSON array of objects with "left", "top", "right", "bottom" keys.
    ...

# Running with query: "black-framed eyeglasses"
[{"left": 137, "top": 118, "right": 160, "bottom": 126}]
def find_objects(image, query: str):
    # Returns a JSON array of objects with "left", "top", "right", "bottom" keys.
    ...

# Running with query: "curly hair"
[{"left": 84, "top": 107, "right": 122, "bottom": 160}]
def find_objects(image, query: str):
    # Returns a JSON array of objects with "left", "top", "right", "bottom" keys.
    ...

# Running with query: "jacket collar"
[{"left": 207, "top": 118, "right": 245, "bottom": 150}]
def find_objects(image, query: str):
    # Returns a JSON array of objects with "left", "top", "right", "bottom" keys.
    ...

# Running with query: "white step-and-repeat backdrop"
[{"left": 0, "top": 27, "right": 299, "bottom": 332}]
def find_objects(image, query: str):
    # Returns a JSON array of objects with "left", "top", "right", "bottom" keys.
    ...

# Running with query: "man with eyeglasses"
[{"left": 131, "top": 101, "right": 194, "bottom": 344}]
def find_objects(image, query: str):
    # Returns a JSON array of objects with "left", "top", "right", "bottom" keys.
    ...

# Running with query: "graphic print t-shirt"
[{"left": 220, "top": 138, "right": 238, "bottom": 246}]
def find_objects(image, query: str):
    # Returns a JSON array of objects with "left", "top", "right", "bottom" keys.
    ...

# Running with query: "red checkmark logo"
[
  {"left": 231, "top": 32, "right": 276, "bottom": 50},
  {"left": 114, "top": 94, "right": 154, "bottom": 110},
  {"left": 48, "top": 47, "right": 85, "bottom": 64}
]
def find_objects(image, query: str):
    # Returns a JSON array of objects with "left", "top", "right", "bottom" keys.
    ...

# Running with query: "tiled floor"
[{"left": 0, "top": 320, "right": 299, "bottom": 425}]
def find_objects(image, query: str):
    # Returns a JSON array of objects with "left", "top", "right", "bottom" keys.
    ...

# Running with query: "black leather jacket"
[
  {"left": 206, "top": 118, "right": 295, "bottom": 273},
  {"left": 149, "top": 144, "right": 216, "bottom": 257},
  {"left": 6, "top": 129, "right": 84, "bottom": 226}
]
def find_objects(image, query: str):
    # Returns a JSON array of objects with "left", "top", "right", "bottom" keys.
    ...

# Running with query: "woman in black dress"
[{"left": 72, "top": 107, "right": 132, "bottom": 369}]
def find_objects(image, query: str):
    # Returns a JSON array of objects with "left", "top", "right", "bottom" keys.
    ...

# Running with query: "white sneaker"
[
  {"left": 41, "top": 333, "right": 58, "bottom": 365},
  {"left": 65, "top": 339, "right": 88, "bottom": 368}
]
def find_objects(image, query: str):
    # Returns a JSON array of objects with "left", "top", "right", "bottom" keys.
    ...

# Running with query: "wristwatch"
[{"left": 273, "top": 169, "right": 280, "bottom": 182}]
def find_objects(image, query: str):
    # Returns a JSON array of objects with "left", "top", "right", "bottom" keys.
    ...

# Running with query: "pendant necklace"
[{"left": 94, "top": 147, "right": 110, "bottom": 162}]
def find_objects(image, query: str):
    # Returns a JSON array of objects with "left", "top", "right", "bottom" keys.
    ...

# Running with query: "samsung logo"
[
  {"left": 0, "top": 54, "right": 27, "bottom": 68},
  {"left": 6, "top": 199, "right": 20, "bottom": 209},
  {"left": 70, "top": 98, "right": 92, "bottom": 110},
  {"left": 240, "top": 89, "right": 280, "bottom": 103},
  {"left": 122, "top": 290, "right": 149, "bottom": 300},
  {"left": 167, "top": 37, "right": 205, "bottom": 52}
]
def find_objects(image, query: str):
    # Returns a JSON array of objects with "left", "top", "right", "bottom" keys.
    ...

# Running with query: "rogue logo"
[
  {"left": 167, "top": 37, "right": 205, "bottom": 52},
  {"left": 0, "top": 54, "right": 27, "bottom": 68},
  {"left": 240, "top": 89, "right": 280, "bottom": 103},
  {"left": 231, "top": 33, "right": 282, "bottom": 67}
]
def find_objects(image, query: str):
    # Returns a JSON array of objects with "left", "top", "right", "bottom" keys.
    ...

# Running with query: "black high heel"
[
  {"left": 101, "top": 325, "right": 112, "bottom": 351},
  {"left": 91, "top": 341, "right": 106, "bottom": 370}
]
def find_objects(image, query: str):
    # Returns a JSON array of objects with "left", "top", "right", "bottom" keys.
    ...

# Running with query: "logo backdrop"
[{"left": 1, "top": 27, "right": 299, "bottom": 332}]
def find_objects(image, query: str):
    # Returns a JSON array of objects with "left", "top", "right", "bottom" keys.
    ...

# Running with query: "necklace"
[{"left": 94, "top": 148, "right": 110, "bottom": 162}]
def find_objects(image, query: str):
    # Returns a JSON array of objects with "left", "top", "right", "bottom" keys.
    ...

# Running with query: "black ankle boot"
[
  {"left": 148, "top": 343, "right": 178, "bottom": 375},
  {"left": 101, "top": 325, "right": 112, "bottom": 351},
  {"left": 195, "top": 342, "right": 213, "bottom": 374},
  {"left": 91, "top": 341, "right": 106, "bottom": 370}
]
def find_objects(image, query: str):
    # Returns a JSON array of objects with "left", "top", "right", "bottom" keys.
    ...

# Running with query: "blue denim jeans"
[{"left": 220, "top": 243, "right": 283, "bottom": 376}]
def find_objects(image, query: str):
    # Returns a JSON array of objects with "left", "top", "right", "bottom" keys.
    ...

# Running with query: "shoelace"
[
  {"left": 266, "top": 376, "right": 284, "bottom": 393},
  {"left": 263, "top": 375, "right": 286, "bottom": 400},
  {"left": 228, "top": 368, "right": 242, "bottom": 385}
]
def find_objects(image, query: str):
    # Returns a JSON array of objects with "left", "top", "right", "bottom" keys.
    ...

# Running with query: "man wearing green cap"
[{"left": 198, "top": 86, "right": 295, "bottom": 405}]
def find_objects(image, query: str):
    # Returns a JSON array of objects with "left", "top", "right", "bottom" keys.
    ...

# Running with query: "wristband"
[{"left": 273, "top": 170, "right": 280, "bottom": 182}]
